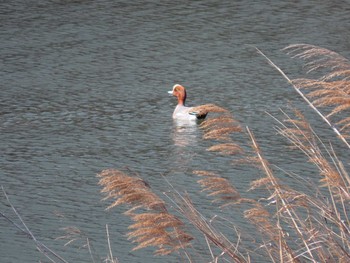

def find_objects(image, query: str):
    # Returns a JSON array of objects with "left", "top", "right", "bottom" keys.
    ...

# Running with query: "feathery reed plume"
[
  {"left": 245, "top": 128, "right": 302, "bottom": 262},
  {"left": 193, "top": 170, "right": 243, "bottom": 207},
  {"left": 246, "top": 126, "right": 350, "bottom": 262},
  {"left": 98, "top": 169, "right": 166, "bottom": 213},
  {"left": 127, "top": 212, "right": 193, "bottom": 255},
  {"left": 243, "top": 203, "right": 294, "bottom": 262},
  {"left": 191, "top": 103, "right": 229, "bottom": 116},
  {"left": 203, "top": 126, "right": 242, "bottom": 141},
  {"left": 197, "top": 105, "right": 242, "bottom": 141},
  {"left": 258, "top": 46, "right": 350, "bottom": 261},
  {"left": 207, "top": 143, "right": 243, "bottom": 155},
  {"left": 243, "top": 204, "right": 275, "bottom": 236},
  {"left": 97, "top": 169, "right": 193, "bottom": 255},
  {"left": 200, "top": 115, "right": 237, "bottom": 129},
  {"left": 284, "top": 44, "right": 350, "bottom": 77},
  {"left": 284, "top": 44, "right": 350, "bottom": 134},
  {"left": 270, "top": 110, "right": 350, "bottom": 261},
  {"left": 276, "top": 110, "right": 350, "bottom": 202},
  {"left": 256, "top": 45, "right": 350, "bottom": 148}
]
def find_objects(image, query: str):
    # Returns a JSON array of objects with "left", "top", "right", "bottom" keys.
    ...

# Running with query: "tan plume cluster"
[
  {"left": 194, "top": 104, "right": 242, "bottom": 142},
  {"left": 191, "top": 103, "right": 229, "bottom": 116},
  {"left": 285, "top": 44, "right": 350, "bottom": 134},
  {"left": 243, "top": 204, "right": 296, "bottom": 262},
  {"left": 194, "top": 170, "right": 243, "bottom": 207},
  {"left": 97, "top": 169, "right": 193, "bottom": 255},
  {"left": 194, "top": 107, "right": 249, "bottom": 208},
  {"left": 198, "top": 106, "right": 244, "bottom": 159},
  {"left": 276, "top": 110, "right": 350, "bottom": 202}
]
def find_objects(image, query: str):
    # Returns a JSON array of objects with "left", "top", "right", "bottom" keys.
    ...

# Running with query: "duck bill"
[{"left": 167, "top": 91, "right": 173, "bottom": 95}]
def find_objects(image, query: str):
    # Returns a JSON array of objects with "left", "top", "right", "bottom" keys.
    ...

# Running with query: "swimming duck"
[{"left": 168, "top": 84, "right": 207, "bottom": 120}]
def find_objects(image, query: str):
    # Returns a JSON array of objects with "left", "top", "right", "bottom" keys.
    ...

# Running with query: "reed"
[
  {"left": 194, "top": 170, "right": 242, "bottom": 207},
  {"left": 97, "top": 169, "right": 193, "bottom": 256},
  {"left": 96, "top": 44, "right": 350, "bottom": 262},
  {"left": 285, "top": 44, "right": 350, "bottom": 131}
]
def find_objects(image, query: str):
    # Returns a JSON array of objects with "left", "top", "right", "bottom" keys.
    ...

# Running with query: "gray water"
[{"left": 1, "top": 0, "right": 350, "bottom": 262}]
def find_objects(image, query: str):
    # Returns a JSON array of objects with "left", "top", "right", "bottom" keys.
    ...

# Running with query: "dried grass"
[
  {"left": 284, "top": 44, "right": 350, "bottom": 134},
  {"left": 97, "top": 169, "right": 193, "bottom": 256},
  {"left": 284, "top": 44, "right": 350, "bottom": 77},
  {"left": 191, "top": 103, "right": 229, "bottom": 115},
  {"left": 207, "top": 143, "right": 243, "bottom": 155},
  {"left": 198, "top": 106, "right": 242, "bottom": 142},
  {"left": 174, "top": 194, "right": 249, "bottom": 262},
  {"left": 194, "top": 170, "right": 242, "bottom": 207},
  {"left": 276, "top": 110, "right": 350, "bottom": 202}
]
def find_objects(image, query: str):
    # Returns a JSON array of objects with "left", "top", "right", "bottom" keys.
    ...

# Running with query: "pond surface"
[{"left": 1, "top": 0, "right": 349, "bottom": 262}]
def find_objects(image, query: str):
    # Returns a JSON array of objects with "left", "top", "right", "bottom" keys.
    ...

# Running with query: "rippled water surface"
[{"left": 1, "top": 1, "right": 350, "bottom": 262}]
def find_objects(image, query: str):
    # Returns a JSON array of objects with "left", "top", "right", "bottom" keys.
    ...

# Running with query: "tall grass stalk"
[
  {"left": 255, "top": 44, "right": 350, "bottom": 149},
  {"left": 0, "top": 186, "right": 69, "bottom": 263}
]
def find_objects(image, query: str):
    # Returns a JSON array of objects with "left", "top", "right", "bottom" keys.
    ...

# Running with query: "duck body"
[
  {"left": 168, "top": 84, "right": 207, "bottom": 121},
  {"left": 172, "top": 104, "right": 199, "bottom": 120}
]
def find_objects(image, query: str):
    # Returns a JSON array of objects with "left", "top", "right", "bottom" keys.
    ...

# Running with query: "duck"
[{"left": 168, "top": 84, "right": 207, "bottom": 120}]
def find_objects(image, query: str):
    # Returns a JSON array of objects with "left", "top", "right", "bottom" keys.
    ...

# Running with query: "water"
[{"left": 1, "top": 0, "right": 350, "bottom": 262}]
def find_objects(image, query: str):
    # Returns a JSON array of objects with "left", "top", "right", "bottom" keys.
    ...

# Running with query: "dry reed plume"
[
  {"left": 272, "top": 110, "right": 350, "bottom": 262},
  {"left": 191, "top": 103, "right": 230, "bottom": 116},
  {"left": 97, "top": 169, "right": 193, "bottom": 256},
  {"left": 198, "top": 106, "right": 242, "bottom": 142},
  {"left": 194, "top": 170, "right": 243, "bottom": 207},
  {"left": 285, "top": 44, "right": 350, "bottom": 133}
]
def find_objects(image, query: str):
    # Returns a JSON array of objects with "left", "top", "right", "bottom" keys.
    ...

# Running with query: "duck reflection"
[
  {"left": 171, "top": 119, "right": 200, "bottom": 147},
  {"left": 170, "top": 119, "right": 201, "bottom": 172}
]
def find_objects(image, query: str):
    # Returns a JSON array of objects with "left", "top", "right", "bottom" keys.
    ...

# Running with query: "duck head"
[{"left": 168, "top": 84, "right": 187, "bottom": 106}]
